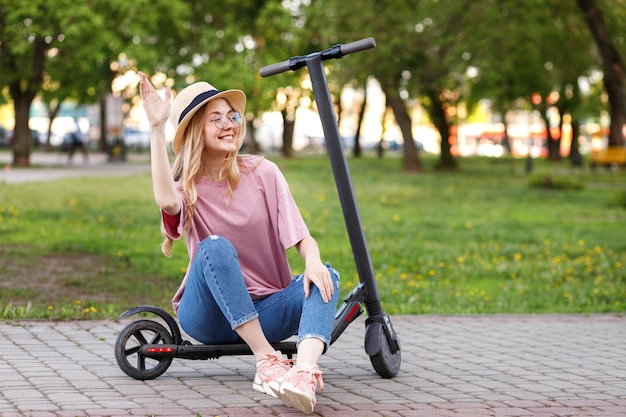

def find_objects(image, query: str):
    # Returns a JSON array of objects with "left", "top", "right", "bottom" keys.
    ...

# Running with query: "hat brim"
[{"left": 172, "top": 89, "right": 246, "bottom": 154}]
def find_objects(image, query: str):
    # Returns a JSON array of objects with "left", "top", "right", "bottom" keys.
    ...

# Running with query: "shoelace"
[
  {"left": 291, "top": 366, "right": 325, "bottom": 391},
  {"left": 259, "top": 354, "right": 292, "bottom": 382}
]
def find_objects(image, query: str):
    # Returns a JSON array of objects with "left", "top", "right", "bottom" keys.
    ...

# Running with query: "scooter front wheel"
[
  {"left": 115, "top": 319, "right": 174, "bottom": 380},
  {"left": 367, "top": 322, "right": 401, "bottom": 378}
]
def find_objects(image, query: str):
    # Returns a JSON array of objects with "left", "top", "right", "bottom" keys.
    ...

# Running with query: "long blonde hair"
[{"left": 161, "top": 98, "right": 249, "bottom": 257}]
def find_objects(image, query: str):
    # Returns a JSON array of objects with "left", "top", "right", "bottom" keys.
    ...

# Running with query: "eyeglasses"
[{"left": 209, "top": 112, "right": 243, "bottom": 130}]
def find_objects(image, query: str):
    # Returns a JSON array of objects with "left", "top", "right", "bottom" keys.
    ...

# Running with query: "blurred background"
[{"left": 1, "top": 0, "right": 624, "bottom": 170}]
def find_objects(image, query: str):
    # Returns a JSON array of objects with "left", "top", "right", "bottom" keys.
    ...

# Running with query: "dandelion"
[
  {"left": 316, "top": 194, "right": 326, "bottom": 202},
  {"left": 514, "top": 253, "right": 522, "bottom": 261},
  {"left": 465, "top": 221, "right": 473, "bottom": 229},
  {"left": 392, "top": 214, "right": 401, "bottom": 222}
]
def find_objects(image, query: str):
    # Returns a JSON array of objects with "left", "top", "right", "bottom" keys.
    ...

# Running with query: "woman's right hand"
[{"left": 139, "top": 72, "right": 171, "bottom": 129}]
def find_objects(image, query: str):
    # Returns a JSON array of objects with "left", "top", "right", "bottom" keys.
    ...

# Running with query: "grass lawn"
[{"left": 1, "top": 153, "right": 625, "bottom": 319}]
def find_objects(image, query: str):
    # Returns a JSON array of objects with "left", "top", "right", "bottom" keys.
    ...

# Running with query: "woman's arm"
[
  {"left": 139, "top": 72, "right": 181, "bottom": 215},
  {"left": 296, "top": 235, "right": 334, "bottom": 303}
]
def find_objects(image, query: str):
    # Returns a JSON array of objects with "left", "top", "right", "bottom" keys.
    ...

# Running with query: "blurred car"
[
  {"left": 1, "top": 129, "right": 43, "bottom": 147},
  {"left": 123, "top": 127, "right": 150, "bottom": 150}
]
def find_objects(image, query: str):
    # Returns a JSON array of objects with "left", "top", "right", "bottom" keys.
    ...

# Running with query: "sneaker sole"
[
  {"left": 278, "top": 386, "right": 315, "bottom": 415},
  {"left": 253, "top": 376, "right": 280, "bottom": 398}
]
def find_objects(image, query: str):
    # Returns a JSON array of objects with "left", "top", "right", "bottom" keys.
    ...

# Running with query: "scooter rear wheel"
[{"left": 115, "top": 319, "right": 174, "bottom": 380}]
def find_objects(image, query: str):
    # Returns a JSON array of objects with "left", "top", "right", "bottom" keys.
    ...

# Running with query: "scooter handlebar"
[
  {"left": 259, "top": 60, "right": 293, "bottom": 78},
  {"left": 340, "top": 37, "right": 376, "bottom": 55},
  {"left": 259, "top": 37, "right": 376, "bottom": 77}
]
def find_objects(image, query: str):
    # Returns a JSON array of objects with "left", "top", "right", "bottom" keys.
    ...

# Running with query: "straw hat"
[{"left": 168, "top": 81, "right": 246, "bottom": 154}]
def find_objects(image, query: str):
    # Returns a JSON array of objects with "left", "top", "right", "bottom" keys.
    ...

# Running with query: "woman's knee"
[
  {"left": 326, "top": 263, "right": 341, "bottom": 292},
  {"left": 198, "top": 235, "right": 236, "bottom": 257}
]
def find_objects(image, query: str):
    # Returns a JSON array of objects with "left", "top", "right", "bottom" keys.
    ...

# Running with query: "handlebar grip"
[
  {"left": 260, "top": 60, "right": 292, "bottom": 78},
  {"left": 340, "top": 37, "right": 376, "bottom": 55}
]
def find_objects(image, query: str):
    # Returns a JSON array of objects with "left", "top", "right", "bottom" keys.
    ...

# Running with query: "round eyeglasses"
[{"left": 210, "top": 112, "right": 243, "bottom": 130}]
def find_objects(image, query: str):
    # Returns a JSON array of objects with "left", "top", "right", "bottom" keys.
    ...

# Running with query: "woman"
[{"left": 139, "top": 72, "right": 339, "bottom": 415}]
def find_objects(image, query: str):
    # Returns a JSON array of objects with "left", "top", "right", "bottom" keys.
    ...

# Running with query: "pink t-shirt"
[{"left": 162, "top": 156, "right": 310, "bottom": 314}]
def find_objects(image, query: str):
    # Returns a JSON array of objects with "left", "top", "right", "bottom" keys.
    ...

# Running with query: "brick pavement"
[{"left": 0, "top": 314, "right": 625, "bottom": 416}]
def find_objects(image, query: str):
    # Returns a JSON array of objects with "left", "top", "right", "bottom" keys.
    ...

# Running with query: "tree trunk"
[
  {"left": 353, "top": 86, "right": 366, "bottom": 158},
  {"left": 541, "top": 108, "right": 561, "bottom": 161},
  {"left": 535, "top": 96, "right": 561, "bottom": 161},
  {"left": 500, "top": 111, "right": 512, "bottom": 155},
  {"left": 281, "top": 108, "right": 295, "bottom": 158},
  {"left": 99, "top": 97, "right": 108, "bottom": 152},
  {"left": 569, "top": 119, "right": 583, "bottom": 167},
  {"left": 385, "top": 90, "right": 421, "bottom": 172},
  {"left": 45, "top": 102, "right": 62, "bottom": 152},
  {"left": 9, "top": 86, "right": 36, "bottom": 167},
  {"left": 245, "top": 117, "right": 260, "bottom": 154},
  {"left": 577, "top": 0, "right": 626, "bottom": 147},
  {"left": 7, "top": 35, "right": 46, "bottom": 167},
  {"left": 425, "top": 89, "right": 457, "bottom": 171},
  {"left": 378, "top": 103, "right": 388, "bottom": 159}
]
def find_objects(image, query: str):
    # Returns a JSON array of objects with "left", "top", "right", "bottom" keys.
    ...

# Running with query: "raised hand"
[{"left": 139, "top": 72, "right": 171, "bottom": 129}]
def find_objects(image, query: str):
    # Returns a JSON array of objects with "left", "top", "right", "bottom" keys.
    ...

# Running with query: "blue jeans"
[{"left": 177, "top": 235, "right": 340, "bottom": 351}]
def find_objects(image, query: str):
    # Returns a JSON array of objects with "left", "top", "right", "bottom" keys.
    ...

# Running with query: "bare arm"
[
  {"left": 296, "top": 235, "right": 334, "bottom": 303},
  {"left": 139, "top": 72, "right": 180, "bottom": 215}
]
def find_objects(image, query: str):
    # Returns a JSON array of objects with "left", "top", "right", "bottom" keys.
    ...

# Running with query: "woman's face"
[{"left": 202, "top": 98, "right": 241, "bottom": 156}]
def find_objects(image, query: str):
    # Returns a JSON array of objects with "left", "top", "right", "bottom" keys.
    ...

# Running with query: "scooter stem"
[{"left": 305, "top": 53, "right": 383, "bottom": 317}]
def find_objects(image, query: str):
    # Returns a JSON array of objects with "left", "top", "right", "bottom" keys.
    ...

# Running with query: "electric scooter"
[{"left": 114, "top": 37, "right": 401, "bottom": 381}]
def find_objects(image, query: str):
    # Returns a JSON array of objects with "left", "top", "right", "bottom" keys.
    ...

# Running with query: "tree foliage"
[{"left": 1, "top": 0, "right": 624, "bottom": 168}]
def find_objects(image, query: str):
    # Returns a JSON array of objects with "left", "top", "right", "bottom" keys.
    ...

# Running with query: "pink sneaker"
[
  {"left": 277, "top": 364, "right": 324, "bottom": 414},
  {"left": 253, "top": 351, "right": 291, "bottom": 397}
]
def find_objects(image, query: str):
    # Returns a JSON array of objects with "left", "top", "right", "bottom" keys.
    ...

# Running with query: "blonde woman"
[{"left": 139, "top": 72, "right": 339, "bottom": 415}]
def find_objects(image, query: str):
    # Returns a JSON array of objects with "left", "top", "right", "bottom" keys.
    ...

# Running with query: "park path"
[
  {"left": 0, "top": 314, "right": 625, "bottom": 416},
  {"left": 0, "top": 151, "right": 150, "bottom": 184}
]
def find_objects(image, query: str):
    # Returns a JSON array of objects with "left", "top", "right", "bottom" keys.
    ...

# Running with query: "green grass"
[{"left": 1, "top": 154, "right": 625, "bottom": 319}]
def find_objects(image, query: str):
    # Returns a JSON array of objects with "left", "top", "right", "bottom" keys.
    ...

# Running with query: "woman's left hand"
[
  {"left": 303, "top": 259, "right": 334, "bottom": 303},
  {"left": 296, "top": 236, "right": 334, "bottom": 303}
]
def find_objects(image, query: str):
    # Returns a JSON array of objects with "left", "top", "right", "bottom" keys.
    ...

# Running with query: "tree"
[
  {"left": 577, "top": 0, "right": 625, "bottom": 147},
  {"left": 331, "top": 0, "right": 423, "bottom": 171},
  {"left": 0, "top": 0, "right": 190, "bottom": 166}
]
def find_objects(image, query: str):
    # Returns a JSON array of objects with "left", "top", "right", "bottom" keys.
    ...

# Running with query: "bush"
[{"left": 527, "top": 173, "right": 585, "bottom": 190}]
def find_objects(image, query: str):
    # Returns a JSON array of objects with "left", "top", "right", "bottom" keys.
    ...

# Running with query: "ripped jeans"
[{"left": 177, "top": 235, "right": 340, "bottom": 351}]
